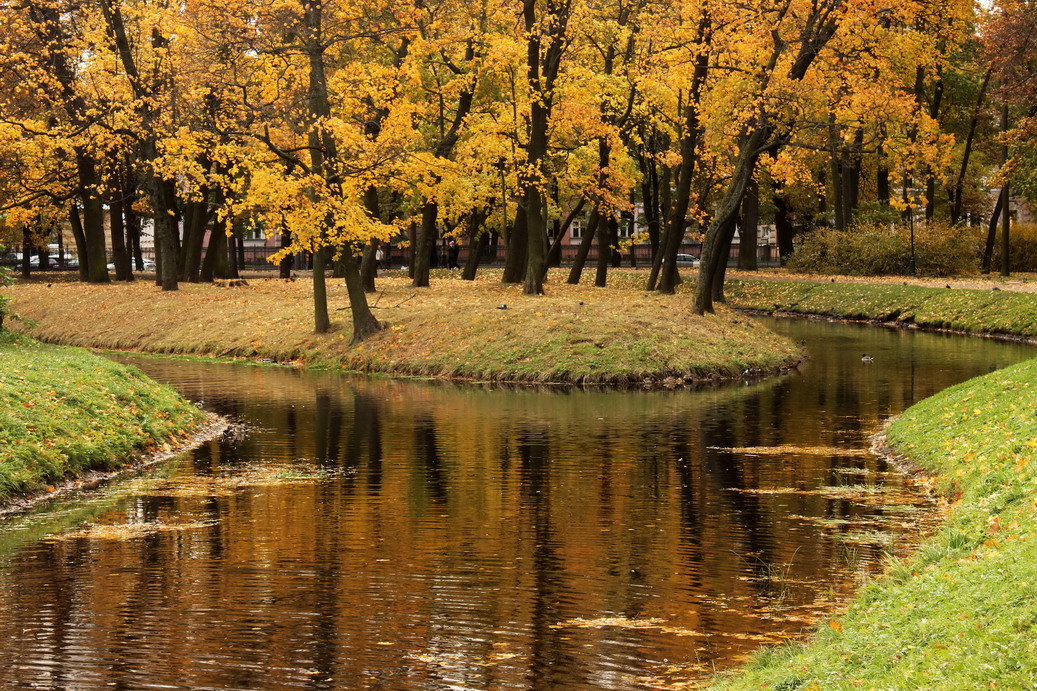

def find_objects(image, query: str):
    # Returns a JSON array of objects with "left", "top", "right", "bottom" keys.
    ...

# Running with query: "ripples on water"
[{"left": 0, "top": 319, "right": 1032, "bottom": 689}]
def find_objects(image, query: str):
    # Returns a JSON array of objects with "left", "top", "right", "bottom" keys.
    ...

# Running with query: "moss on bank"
[
  {"left": 714, "top": 358, "right": 1037, "bottom": 689},
  {"left": 5, "top": 276, "right": 802, "bottom": 385},
  {"left": 726, "top": 278, "right": 1037, "bottom": 340},
  {"left": 0, "top": 332, "right": 205, "bottom": 501}
]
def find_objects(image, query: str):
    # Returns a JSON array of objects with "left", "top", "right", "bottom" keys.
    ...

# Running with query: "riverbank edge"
[
  {"left": 4, "top": 280, "right": 806, "bottom": 389},
  {"left": 94, "top": 345, "right": 806, "bottom": 390},
  {"left": 0, "top": 414, "right": 229, "bottom": 517},
  {"left": 0, "top": 334, "right": 219, "bottom": 511},
  {"left": 713, "top": 357, "right": 1037, "bottom": 689},
  {"left": 726, "top": 278, "right": 1037, "bottom": 343}
]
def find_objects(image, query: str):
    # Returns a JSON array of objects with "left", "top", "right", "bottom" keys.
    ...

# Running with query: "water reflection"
[{"left": 0, "top": 318, "right": 1032, "bottom": 689}]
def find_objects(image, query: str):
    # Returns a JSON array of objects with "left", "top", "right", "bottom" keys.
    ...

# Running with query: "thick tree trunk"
[
  {"left": 341, "top": 248, "right": 382, "bottom": 342},
  {"left": 738, "top": 177, "right": 759, "bottom": 270},
  {"left": 695, "top": 130, "right": 769, "bottom": 314},
  {"left": 413, "top": 201, "right": 437, "bottom": 287},
  {"left": 279, "top": 227, "right": 294, "bottom": 278},
  {"left": 179, "top": 200, "right": 204, "bottom": 281},
  {"left": 77, "top": 154, "right": 110, "bottom": 284},
  {"left": 594, "top": 213, "right": 615, "bottom": 287},
  {"left": 502, "top": 205, "right": 528, "bottom": 283},
  {"left": 109, "top": 189, "right": 134, "bottom": 281},
  {"left": 312, "top": 248, "right": 331, "bottom": 333},
  {"left": 200, "top": 218, "right": 229, "bottom": 282},
  {"left": 68, "top": 204, "right": 90, "bottom": 281},
  {"left": 226, "top": 232, "right": 240, "bottom": 279},
  {"left": 360, "top": 241, "right": 377, "bottom": 292},
  {"left": 711, "top": 227, "right": 736, "bottom": 303}
]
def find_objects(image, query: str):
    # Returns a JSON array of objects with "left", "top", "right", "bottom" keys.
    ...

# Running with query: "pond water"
[{"left": 0, "top": 319, "right": 1032, "bottom": 689}]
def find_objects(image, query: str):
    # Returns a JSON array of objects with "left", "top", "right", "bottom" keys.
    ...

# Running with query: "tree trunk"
[
  {"left": 20, "top": 227, "right": 31, "bottom": 279},
  {"left": 540, "top": 196, "right": 584, "bottom": 283},
  {"left": 200, "top": 218, "right": 229, "bottom": 282},
  {"left": 775, "top": 193, "right": 795, "bottom": 262},
  {"left": 463, "top": 229, "right": 489, "bottom": 281},
  {"left": 227, "top": 232, "right": 240, "bottom": 279},
  {"left": 312, "top": 248, "right": 331, "bottom": 333},
  {"left": 109, "top": 189, "right": 134, "bottom": 281},
  {"left": 413, "top": 201, "right": 437, "bottom": 287},
  {"left": 68, "top": 203, "right": 90, "bottom": 281},
  {"left": 711, "top": 227, "right": 736, "bottom": 303},
  {"left": 77, "top": 153, "right": 110, "bottom": 284},
  {"left": 360, "top": 241, "right": 377, "bottom": 292},
  {"left": 981, "top": 194, "right": 1002, "bottom": 274},
  {"left": 341, "top": 248, "right": 382, "bottom": 342},
  {"left": 279, "top": 227, "right": 294, "bottom": 278},
  {"left": 566, "top": 205, "right": 600, "bottom": 284},
  {"left": 738, "top": 177, "right": 759, "bottom": 270},
  {"left": 658, "top": 28, "right": 709, "bottom": 294},
  {"left": 951, "top": 71, "right": 991, "bottom": 224},
  {"left": 502, "top": 205, "right": 528, "bottom": 283},
  {"left": 594, "top": 213, "right": 615, "bottom": 287}
]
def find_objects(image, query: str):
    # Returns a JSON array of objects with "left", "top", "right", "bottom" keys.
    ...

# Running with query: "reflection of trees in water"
[{"left": 8, "top": 326, "right": 1025, "bottom": 688}]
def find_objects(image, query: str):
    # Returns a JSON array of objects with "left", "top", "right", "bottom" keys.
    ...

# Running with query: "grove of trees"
[{"left": 0, "top": 0, "right": 1034, "bottom": 336}]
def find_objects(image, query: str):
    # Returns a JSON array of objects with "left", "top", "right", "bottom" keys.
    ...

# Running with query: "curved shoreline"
[
  {"left": 714, "top": 356, "right": 1037, "bottom": 688},
  {"left": 726, "top": 278, "right": 1037, "bottom": 343},
  {"left": 0, "top": 414, "right": 230, "bottom": 516},
  {"left": 5, "top": 277, "right": 805, "bottom": 388},
  {"left": 0, "top": 334, "right": 216, "bottom": 510}
]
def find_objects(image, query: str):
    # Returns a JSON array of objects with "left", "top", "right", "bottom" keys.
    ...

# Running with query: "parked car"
[
  {"left": 675, "top": 253, "right": 701, "bottom": 267},
  {"left": 107, "top": 258, "right": 156, "bottom": 272},
  {"left": 2, "top": 253, "right": 79, "bottom": 270}
]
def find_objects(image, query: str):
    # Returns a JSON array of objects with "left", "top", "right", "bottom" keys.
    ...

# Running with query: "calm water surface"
[{"left": 0, "top": 319, "right": 1033, "bottom": 689}]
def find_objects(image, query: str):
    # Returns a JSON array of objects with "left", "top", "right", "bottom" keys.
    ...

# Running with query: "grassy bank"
[
  {"left": 726, "top": 278, "right": 1037, "bottom": 340},
  {"left": 5, "top": 275, "right": 802, "bottom": 384},
  {"left": 0, "top": 332, "right": 206, "bottom": 501},
  {"left": 715, "top": 357, "right": 1037, "bottom": 688}
]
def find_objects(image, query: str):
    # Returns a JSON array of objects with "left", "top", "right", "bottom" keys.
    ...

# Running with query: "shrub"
[
  {"left": 786, "top": 223, "right": 979, "bottom": 277},
  {"left": 989, "top": 223, "right": 1037, "bottom": 272}
]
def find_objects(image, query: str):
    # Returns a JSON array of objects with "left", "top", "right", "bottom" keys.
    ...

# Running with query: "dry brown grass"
[{"left": 6, "top": 270, "right": 801, "bottom": 385}]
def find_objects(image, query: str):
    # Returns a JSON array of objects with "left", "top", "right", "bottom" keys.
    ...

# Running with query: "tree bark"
[
  {"left": 981, "top": 193, "right": 1002, "bottom": 274},
  {"left": 68, "top": 203, "right": 90, "bottom": 281},
  {"left": 109, "top": 187, "right": 134, "bottom": 281},
  {"left": 279, "top": 227, "right": 294, "bottom": 278},
  {"left": 502, "top": 204, "right": 528, "bottom": 283},
  {"left": 594, "top": 213, "right": 616, "bottom": 287},
  {"left": 738, "top": 177, "right": 759, "bottom": 270},
  {"left": 413, "top": 201, "right": 437, "bottom": 287},
  {"left": 312, "top": 248, "right": 331, "bottom": 333},
  {"left": 775, "top": 193, "right": 795, "bottom": 262},
  {"left": 566, "top": 205, "right": 600, "bottom": 284},
  {"left": 200, "top": 217, "right": 229, "bottom": 282},
  {"left": 77, "top": 153, "right": 110, "bottom": 283}
]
